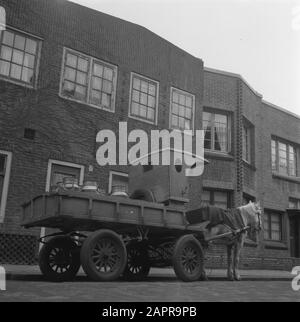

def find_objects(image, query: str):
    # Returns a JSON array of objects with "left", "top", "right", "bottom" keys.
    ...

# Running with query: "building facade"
[{"left": 0, "top": 0, "right": 299, "bottom": 269}]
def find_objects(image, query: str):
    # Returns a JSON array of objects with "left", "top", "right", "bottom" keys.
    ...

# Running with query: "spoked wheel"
[
  {"left": 80, "top": 230, "right": 127, "bottom": 281},
  {"left": 172, "top": 235, "right": 204, "bottom": 282},
  {"left": 123, "top": 241, "right": 151, "bottom": 281},
  {"left": 39, "top": 236, "right": 81, "bottom": 282}
]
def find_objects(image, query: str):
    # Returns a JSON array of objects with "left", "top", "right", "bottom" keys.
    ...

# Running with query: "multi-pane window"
[
  {"left": 109, "top": 171, "right": 129, "bottom": 194},
  {"left": 0, "top": 151, "right": 12, "bottom": 222},
  {"left": 129, "top": 74, "right": 158, "bottom": 123},
  {"left": 289, "top": 198, "right": 300, "bottom": 209},
  {"left": 0, "top": 29, "right": 40, "bottom": 86},
  {"left": 242, "top": 124, "right": 252, "bottom": 163},
  {"left": 170, "top": 88, "right": 194, "bottom": 131},
  {"left": 203, "top": 111, "right": 230, "bottom": 152},
  {"left": 61, "top": 48, "right": 117, "bottom": 112},
  {"left": 264, "top": 211, "right": 283, "bottom": 241},
  {"left": 201, "top": 189, "right": 231, "bottom": 209},
  {"left": 47, "top": 160, "right": 84, "bottom": 192},
  {"left": 271, "top": 139, "right": 297, "bottom": 176}
]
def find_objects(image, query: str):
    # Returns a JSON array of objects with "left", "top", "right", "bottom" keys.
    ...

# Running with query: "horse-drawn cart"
[{"left": 22, "top": 191, "right": 209, "bottom": 282}]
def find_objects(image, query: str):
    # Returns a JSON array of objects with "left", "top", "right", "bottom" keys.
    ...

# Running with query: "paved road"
[{"left": 0, "top": 268, "right": 299, "bottom": 302}]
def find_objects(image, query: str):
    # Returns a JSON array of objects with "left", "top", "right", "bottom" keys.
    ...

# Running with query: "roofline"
[
  {"left": 67, "top": 0, "right": 203, "bottom": 64},
  {"left": 204, "top": 67, "right": 263, "bottom": 98},
  {"left": 262, "top": 100, "right": 300, "bottom": 120},
  {"left": 205, "top": 67, "right": 300, "bottom": 120}
]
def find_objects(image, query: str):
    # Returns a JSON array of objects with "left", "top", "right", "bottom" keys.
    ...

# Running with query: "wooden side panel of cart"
[{"left": 22, "top": 193, "right": 195, "bottom": 233}]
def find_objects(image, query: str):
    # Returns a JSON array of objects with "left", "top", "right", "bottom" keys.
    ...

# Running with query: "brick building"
[{"left": 0, "top": 0, "right": 299, "bottom": 269}]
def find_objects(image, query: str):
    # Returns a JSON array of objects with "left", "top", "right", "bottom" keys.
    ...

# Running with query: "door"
[{"left": 289, "top": 215, "right": 300, "bottom": 258}]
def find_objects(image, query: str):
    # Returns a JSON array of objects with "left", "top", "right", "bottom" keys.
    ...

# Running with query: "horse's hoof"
[
  {"left": 227, "top": 275, "right": 235, "bottom": 281},
  {"left": 234, "top": 276, "right": 242, "bottom": 281}
]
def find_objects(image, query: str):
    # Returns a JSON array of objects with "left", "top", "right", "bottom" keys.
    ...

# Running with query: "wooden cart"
[{"left": 22, "top": 192, "right": 209, "bottom": 282}]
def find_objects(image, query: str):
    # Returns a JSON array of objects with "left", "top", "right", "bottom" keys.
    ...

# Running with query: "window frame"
[
  {"left": 45, "top": 159, "right": 85, "bottom": 193},
  {"left": 169, "top": 87, "right": 195, "bottom": 132},
  {"left": 59, "top": 47, "right": 118, "bottom": 113},
  {"left": 128, "top": 72, "right": 159, "bottom": 125},
  {"left": 271, "top": 138, "right": 297, "bottom": 177},
  {"left": 203, "top": 109, "right": 231, "bottom": 153},
  {"left": 0, "top": 150, "right": 12, "bottom": 223},
  {"left": 242, "top": 123, "right": 252, "bottom": 163},
  {"left": 108, "top": 171, "right": 129, "bottom": 194},
  {"left": 201, "top": 188, "right": 232, "bottom": 209},
  {"left": 289, "top": 198, "right": 300, "bottom": 209},
  {"left": 263, "top": 211, "right": 283, "bottom": 242},
  {"left": 0, "top": 26, "right": 42, "bottom": 89}
]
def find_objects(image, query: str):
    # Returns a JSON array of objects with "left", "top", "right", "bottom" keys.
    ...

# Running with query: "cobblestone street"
[{"left": 0, "top": 266, "right": 299, "bottom": 302}]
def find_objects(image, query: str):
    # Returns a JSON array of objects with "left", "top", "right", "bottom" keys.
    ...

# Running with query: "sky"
[{"left": 70, "top": 0, "right": 300, "bottom": 116}]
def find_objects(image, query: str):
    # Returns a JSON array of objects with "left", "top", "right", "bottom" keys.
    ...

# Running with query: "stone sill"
[
  {"left": 264, "top": 240, "right": 288, "bottom": 250},
  {"left": 272, "top": 172, "right": 300, "bottom": 183},
  {"left": 204, "top": 151, "right": 234, "bottom": 161},
  {"left": 242, "top": 159, "right": 256, "bottom": 171}
]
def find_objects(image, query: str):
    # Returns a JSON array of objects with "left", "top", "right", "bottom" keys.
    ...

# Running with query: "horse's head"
[
  {"left": 240, "top": 201, "right": 262, "bottom": 242},
  {"left": 248, "top": 201, "right": 262, "bottom": 232}
]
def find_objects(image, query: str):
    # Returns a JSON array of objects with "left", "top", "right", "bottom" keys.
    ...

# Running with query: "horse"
[{"left": 200, "top": 201, "right": 262, "bottom": 281}]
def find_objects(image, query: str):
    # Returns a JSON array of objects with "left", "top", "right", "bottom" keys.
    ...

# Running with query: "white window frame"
[
  {"left": 0, "top": 25, "right": 42, "bottom": 89},
  {"left": 108, "top": 171, "right": 128, "bottom": 194},
  {"left": 203, "top": 110, "right": 231, "bottom": 153},
  {"left": 128, "top": 72, "right": 159, "bottom": 125},
  {"left": 169, "top": 87, "right": 195, "bottom": 132},
  {"left": 271, "top": 138, "right": 297, "bottom": 177},
  {"left": 45, "top": 159, "right": 85, "bottom": 192},
  {"left": 59, "top": 47, "right": 118, "bottom": 113},
  {"left": 40, "top": 160, "right": 85, "bottom": 249},
  {"left": 242, "top": 123, "right": 252, "bottom": 163},
  {"left": 0, "top": 150, "right": 12, "bottom": 223}
]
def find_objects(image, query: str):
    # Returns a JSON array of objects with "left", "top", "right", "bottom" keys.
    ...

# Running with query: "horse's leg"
[
  {"left": 233, "top": 234, "right": 245, "bottom": 281},
  {"left": 227, "top": 244, "right": 234, "bottom": 281}
]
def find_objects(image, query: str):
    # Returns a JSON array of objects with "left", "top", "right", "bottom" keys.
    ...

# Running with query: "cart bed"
[{"left": 22, "top": 192, "right": 207, "bottom": 236}]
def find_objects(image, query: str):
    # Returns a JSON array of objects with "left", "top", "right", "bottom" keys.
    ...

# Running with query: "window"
[
  {"left": 60, "top": 48, "right": 117, "bottom": 112},
  {"left": 289, "top": 198, "right": 300, "bottom": 209},
  {"left": 201, "top": 189, "right": 231, "bottom": 209},
  {"left": 170, "top": 88, "right": 194, "bottom": 131},
  {"left": 108, "top": 171, "right": 128, "bottom": 194},
  {"left": 203, "top": 111, "right": 230, "bottom": 153},
  {"left": 0, "top": 29, "right": 40, "bottom": 86},
  {"left": 242, "top": 124, "right": 252, "bottom": 163},
  {"left": 264, "top": 211, "right": 283, "bottom": 241},
  {"left": 46, "top": 160, "right": 85, "bottom": 192},
  {"left": 0, "top": 151, "right": 12, "bottom": 223},
  {"left": 129, "top": 73, "right": 159, "bottom": 124},
  {"left": 271, "top": 139, "right": 297, "bottom": 176}
]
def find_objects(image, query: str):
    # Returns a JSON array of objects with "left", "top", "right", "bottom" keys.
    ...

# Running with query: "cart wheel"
[
  {"left": 172, "top": 235, "right": 204, "bottom": 282},
  {"left": 39, "top": 236, "right": 80, "bottom": 282},
  {"left": 80, "top": 229, "right": 127, "bottom": 281},
  {"left": 123, "top": 241, "right": 151, "bottom": 281}
]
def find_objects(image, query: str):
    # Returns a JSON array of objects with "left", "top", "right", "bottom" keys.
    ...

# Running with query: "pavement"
[
  {"left": 0, "top": 265, "right": 299, "bottom": 302},
  {"left": 2, "top": 264, "right": 293, "bottom": 280}
]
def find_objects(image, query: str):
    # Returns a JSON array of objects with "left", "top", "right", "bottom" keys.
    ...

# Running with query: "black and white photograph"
[{"left": 0, "top": 0, "right": 300, "bottom": 306}]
